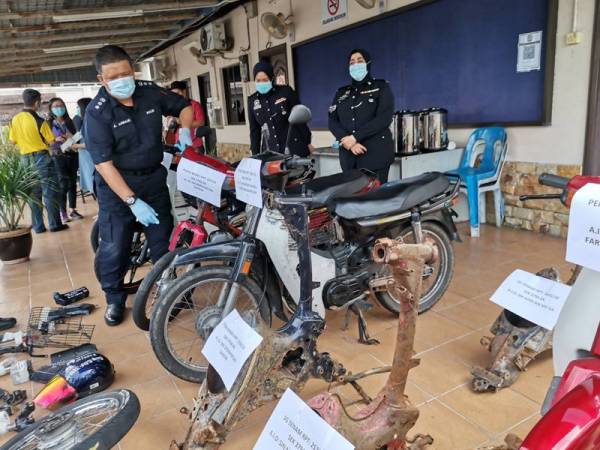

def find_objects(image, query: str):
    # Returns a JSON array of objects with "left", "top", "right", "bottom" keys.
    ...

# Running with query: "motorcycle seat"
[
  {"left": 286, "top": 169, "right": 373, "bottom": 207},
  {"left": 331, "top": 172, "right": 450, "bottom": 220}
]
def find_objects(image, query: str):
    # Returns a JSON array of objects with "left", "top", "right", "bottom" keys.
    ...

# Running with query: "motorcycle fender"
[
  {"left": 172, "top": 240, "right": 242, "bottom": 267},
  {"left": 423, "top": 208, "right": 461, "bottom": 242}
]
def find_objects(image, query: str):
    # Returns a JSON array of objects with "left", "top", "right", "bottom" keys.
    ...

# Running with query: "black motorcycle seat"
[
  {"left": 331, "top": 172, "right": 450, "bottom": 220},
  {"left": 287, "top": 169, "right": 372, "bottom": 206}
]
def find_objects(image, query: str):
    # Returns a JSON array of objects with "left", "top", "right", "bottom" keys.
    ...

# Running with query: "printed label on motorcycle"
[
  {"left": 234, "top": 158, "right": 263, "bottom": 208},
  {"left": 490, "top": 269, "right": 571, "bottom": 330},
  {"left": 566, "top": 182, "right": 600, "bottom": 272},
  {"left": 201, "top": 309, "right": 263, "bottom": 391},
  {"left": 176, "top": 157, "right": 226, "bottom": 207},
  {"left": 254, "top": 388, "right": 354, "bottom": 450}
]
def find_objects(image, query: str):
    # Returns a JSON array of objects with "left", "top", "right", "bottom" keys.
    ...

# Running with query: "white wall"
[{"left": 166, "top": 0, "right": 594, "bottom": 165}]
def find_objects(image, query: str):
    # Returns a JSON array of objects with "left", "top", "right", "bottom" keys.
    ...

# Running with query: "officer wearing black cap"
[
  {"left": 328, "top": 48, "right": 395, "bottom": 182},
  {"left": 84, "top": 45, "right": 194, "bottom": 326},
  {"left": 248, "top": 60, "right": 312, "bottom": 156}
]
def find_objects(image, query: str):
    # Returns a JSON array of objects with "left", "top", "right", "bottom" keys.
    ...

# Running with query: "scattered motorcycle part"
[
  {"left": 26, "top": 308, "right": 95, "bottom": 356},
  {"left": 30, "top": 344, "right": 99, "bottom": 384},
  {"left": 51, "top": 343, "right": 97, "bottom": 364},
  {"left": 0, "top": 389, "right": 27, "bottom": 407},
  {"left": 34, "top": 375, "right": 78, "bottom": 410},
  {"left": 0, "top": 357, "right": 17, "bottom": 376},
  {"left": 12, "top": 402, "right": 35, "bottom": 432},
  {"left": 35, "top": 304, "right": 96, "bottom": 332},
  {"left": 63, "top": 352, "right": 115, "bottom": 398},
  {"left": 0, "top": 406, "right": 11, "bottom": 417},
  {"left": 1, "top": 390, "right": 140, "bottom": 450},
  {"left": 0, "top": 318, "right": 16, "bottom": 332},
  {"left": 10, "top": 360, "right": 30, "bottom": 385},
  {"left": 309, "top": 238, "right": 435, "bottom": 449},
  {"left": 0, "top": 411, "right": 9, "bottom": 435},
  {"left": 471, "top": 267, "right": 560, "bottom": 393},
  {"left": 53, "top": 287, "right": 90, "bottom": 306}
]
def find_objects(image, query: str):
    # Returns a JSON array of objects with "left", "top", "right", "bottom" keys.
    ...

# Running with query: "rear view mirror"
[{"left": 288, "top": 104, "right": 312, "bottom": 125}]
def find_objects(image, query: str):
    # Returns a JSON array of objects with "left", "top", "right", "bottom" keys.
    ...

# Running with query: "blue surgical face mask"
[
  {"left": 107, "top": 76, "right": 136, "bottom": 99},
  {"left": 255, "top": 81, "right": 272, "bottom": 95},
  {"left": 349, "top": 63, "right": 368, "bottom": 82},
  {"left": 51, "top": 107, "right": 66, "bottom": 117}
]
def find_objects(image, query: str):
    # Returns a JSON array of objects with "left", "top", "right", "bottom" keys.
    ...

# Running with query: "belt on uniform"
[{"left": 118, "top": 165, "right": 162, "bottom": 176}]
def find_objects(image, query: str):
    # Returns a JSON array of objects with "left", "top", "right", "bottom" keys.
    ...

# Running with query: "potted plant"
[{"left": 0, "top": 142, "right": 40, "bottom": 264}]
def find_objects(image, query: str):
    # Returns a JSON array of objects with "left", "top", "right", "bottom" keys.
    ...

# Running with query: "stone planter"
[{"left": 0, "top": 227, "right": 33, "bottom": 264}]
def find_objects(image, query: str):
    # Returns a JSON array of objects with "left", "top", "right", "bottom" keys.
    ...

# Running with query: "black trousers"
[
  {"left": 52, "top": 152, "right": 78, "bottom": 211},
  {"left": 95, "top": 166, "right": 173, "bottom": 305}
]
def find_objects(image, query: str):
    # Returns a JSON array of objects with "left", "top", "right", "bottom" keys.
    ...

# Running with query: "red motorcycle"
[{"left": 131, "top": 148, "right": 245, "bottom": 330}]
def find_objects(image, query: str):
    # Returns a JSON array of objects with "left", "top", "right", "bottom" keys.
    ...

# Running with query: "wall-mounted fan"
[
  {"left": 355, "top": 0, "right": 376, "bottom": 8},
  {"left": 260, "top": 12, "right": 293, "bottom": 40}
]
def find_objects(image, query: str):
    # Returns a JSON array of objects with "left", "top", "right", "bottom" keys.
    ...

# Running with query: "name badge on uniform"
[
  {"left": 146, "top": 108, "right": 156, "bottom": 115},
  {"left": 113, "top": 118, "right": 132, "bottom": 128},
  {"left": 360, "top": 88, "right": 380, "bottom": 95},
  {"left": 274, "top": 97, "right": 287, "bottom": 105},
  {"left": 253, "top": 99, "right": 262, "bottom": 110}
]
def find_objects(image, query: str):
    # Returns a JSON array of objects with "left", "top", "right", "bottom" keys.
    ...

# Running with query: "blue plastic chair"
[{"left": 449, "top": 127, "right": 508, "bottom": 237}]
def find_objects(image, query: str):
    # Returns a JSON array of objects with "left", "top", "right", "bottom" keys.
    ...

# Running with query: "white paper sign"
[
  {"left": 566, "top": 182, "right": 600, "bottom": 272},
  {"left": 254, "top": 389, "right": 354, "bottom": 450},
  {"left": 517, "top": 31, "right": 542, "bottom": 72},
  {"left": 201, "top": 309, "right": 263, "bottom": 391},
  {"left": 321, "top": 0, "right": 348, "bottom": 26},
  {"left": 490, "top": 269, "right": 572, "bottom": 330},
  {"left": 234, "top": 158, "right": 263, "bottom": 208},
  {"left": 162, "top": 152, "right": 174, "bottom": 170},
  {"left": 60, "top": 131, "right": 82, "bottom": 152},
  {"left": 176, "top": 157, "right": 226, "bottom": 207}
]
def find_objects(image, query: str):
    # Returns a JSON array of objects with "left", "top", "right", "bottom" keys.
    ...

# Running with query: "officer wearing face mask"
[
  {"left": 84, "top": 45, "right": 194, "bottom": 326},
  {"left": 248, "top": 60, "right": 312, "bottom": 156},
  {"left": 328, "top": 49, "right": 395, "bottom": 183}
]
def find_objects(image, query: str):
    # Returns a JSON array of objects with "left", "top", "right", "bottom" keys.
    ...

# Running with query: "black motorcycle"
[{"left": 148, "top": 105, "right": 460, "bottom": 383}]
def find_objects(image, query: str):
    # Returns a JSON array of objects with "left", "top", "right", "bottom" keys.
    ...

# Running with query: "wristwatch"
[{"left": 124, "top": 195, "right": 137, "bottom": 207}]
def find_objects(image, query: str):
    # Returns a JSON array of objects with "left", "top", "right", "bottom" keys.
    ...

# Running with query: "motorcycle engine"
[{"left": 323, "top": 269, "right": 372, "bottom": 308}]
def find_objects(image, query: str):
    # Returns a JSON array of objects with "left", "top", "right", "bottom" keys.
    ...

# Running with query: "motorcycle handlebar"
[{"left": 539, "top": 173, "right": 569, "bottom": 189}]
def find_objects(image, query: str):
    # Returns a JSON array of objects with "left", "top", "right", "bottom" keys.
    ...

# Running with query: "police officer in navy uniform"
[
  {"left": 328, "top": 49, "right": 395, "bottom": 183},
  {"left": 84, "top": 45, "right": 194, "bottom": 326},
  {"left": 248, "top": 60, "right": 312, "bottom": 156}
]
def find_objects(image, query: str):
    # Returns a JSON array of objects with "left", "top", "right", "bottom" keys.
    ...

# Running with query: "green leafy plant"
[{"left": 0, "top": 142, "right": 41, "bottom": 232}]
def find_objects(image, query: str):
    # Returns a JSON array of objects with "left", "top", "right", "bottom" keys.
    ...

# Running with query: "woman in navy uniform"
[
  {"left": 328, "top": 49, "right": 395, "bottom": 183},
  {"left": 84, "top": 45, "right": 194, "bottom": 326},
  {"left": 248, "top": 60, "right": 312, "bottom": 156}
]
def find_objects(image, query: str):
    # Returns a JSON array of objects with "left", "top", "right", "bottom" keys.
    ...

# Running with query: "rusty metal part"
[
  {"left": 308, "top": 239, "right": 434, "bottom": 449},
  {"left": 178, "top": 314, "right": 346, "bottom": 449},
  {"left": 478, "top": 433, "right": 523, "bottom": 450},
  {"left": 471, "top": 267, "right": 560, "bottom": 392}
]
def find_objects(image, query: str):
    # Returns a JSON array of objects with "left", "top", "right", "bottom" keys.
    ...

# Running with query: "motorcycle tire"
[
  {"left": 93, "top": 229, "right": 149, "bottom": 295},
  {"left": 150, "top": 265, "right": 269, "bottom": 383},
  {"left": 0, "top": 389, "right": 140, "bottom": 450},
  {"left": 90, "top": 219, "right": 99, "bottom": 253},
  {"left": 375, "top": 221, "right": 455, "bottom": 314}
]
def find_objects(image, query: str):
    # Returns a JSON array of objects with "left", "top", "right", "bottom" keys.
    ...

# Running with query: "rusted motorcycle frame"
[
  {"left": 172, "top": 197, "right": 437, "bottom": 448},
  {"left": 308, "top": 238, "right": 434, "bottom": 449}
]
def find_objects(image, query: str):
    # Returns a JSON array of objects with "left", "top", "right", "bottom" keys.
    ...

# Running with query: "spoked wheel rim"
[
  {"left": 8, "top": 395, "right": 125, "bottom": 449},
  {"left": 384, "top": 229, "right": 448, "bottom": 309},
  {"left": 162, "top": 276, "right": 260, "bottom": 372},
  {"left": 144, "top": 265, "right": 189, "bottom": 319},
  {"left": 123, "top": 232, "right": 151, "bottom": 291}
]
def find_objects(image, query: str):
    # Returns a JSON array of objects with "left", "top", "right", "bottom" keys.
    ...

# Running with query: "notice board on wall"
[{"left": 293, "top": 0, "right": 556, "bottom": 129}]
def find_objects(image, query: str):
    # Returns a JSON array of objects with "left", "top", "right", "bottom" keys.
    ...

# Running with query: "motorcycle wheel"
[
  {"left": 132, "top": 251, "right": 236, "bottom": 331},
  {"left": 0, "top": 389, "right": 140, "bottom": 450},
  {"left": 149, "top": 265, "right": 269, "bottom": 383},
  {"left": 93, "top": 228, "right": 150, "bottom": 295},
  {"left": 375, "top": 221, "right": 455, "bottom": 314}
]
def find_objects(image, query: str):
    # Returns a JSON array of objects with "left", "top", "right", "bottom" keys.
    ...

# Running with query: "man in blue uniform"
[
  {"left": 248, "top": 61, "right": 312, "bottom": 156},
  {"left": 84, "top": 45, "right": 194, "bottom": 325},
  {"left": 329, "top": 49, "right": 395, "bottom": 183}
]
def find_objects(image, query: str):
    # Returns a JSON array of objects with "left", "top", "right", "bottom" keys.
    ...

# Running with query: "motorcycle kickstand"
[{"left": 351, "top": 304, "right": 380, "bottom": 345}]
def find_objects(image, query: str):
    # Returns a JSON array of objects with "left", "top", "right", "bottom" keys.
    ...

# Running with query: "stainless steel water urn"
[
  {"left": 421, "top": 108, "right": 448, "bottom": 152},
  {"left": 397, "top": 110, "right": 420, "bottom": 155}
]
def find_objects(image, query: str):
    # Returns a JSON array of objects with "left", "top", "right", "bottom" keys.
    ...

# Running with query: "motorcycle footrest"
[{"left": 471, "top": 366, "right": 504, "bottom": 388}]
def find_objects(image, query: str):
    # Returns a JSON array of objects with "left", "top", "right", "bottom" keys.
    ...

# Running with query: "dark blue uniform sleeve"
[
  {"left": 156, "top": 86, "right": 190, "bottom": 117},
  {"left": 248, "top": 95, "right": 261, "bottom": 154},
  {"left": 83, "top": 110, "right": 114, "bottom": 165},
  {"left": 328, "top": 89, "right": 349, "bottom": 141},
  {"left": 353, "top": 82, "right": 394, "bottom": 143}
]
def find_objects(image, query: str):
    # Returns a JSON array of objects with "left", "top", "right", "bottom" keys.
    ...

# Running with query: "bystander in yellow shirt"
[{"left": 9, "top": 111, "right": 55, "bottom": 155}]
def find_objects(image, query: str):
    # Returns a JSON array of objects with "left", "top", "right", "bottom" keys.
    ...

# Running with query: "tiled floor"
[{"left": 0, "top": 199, "right": 571, "bottom": 449}]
